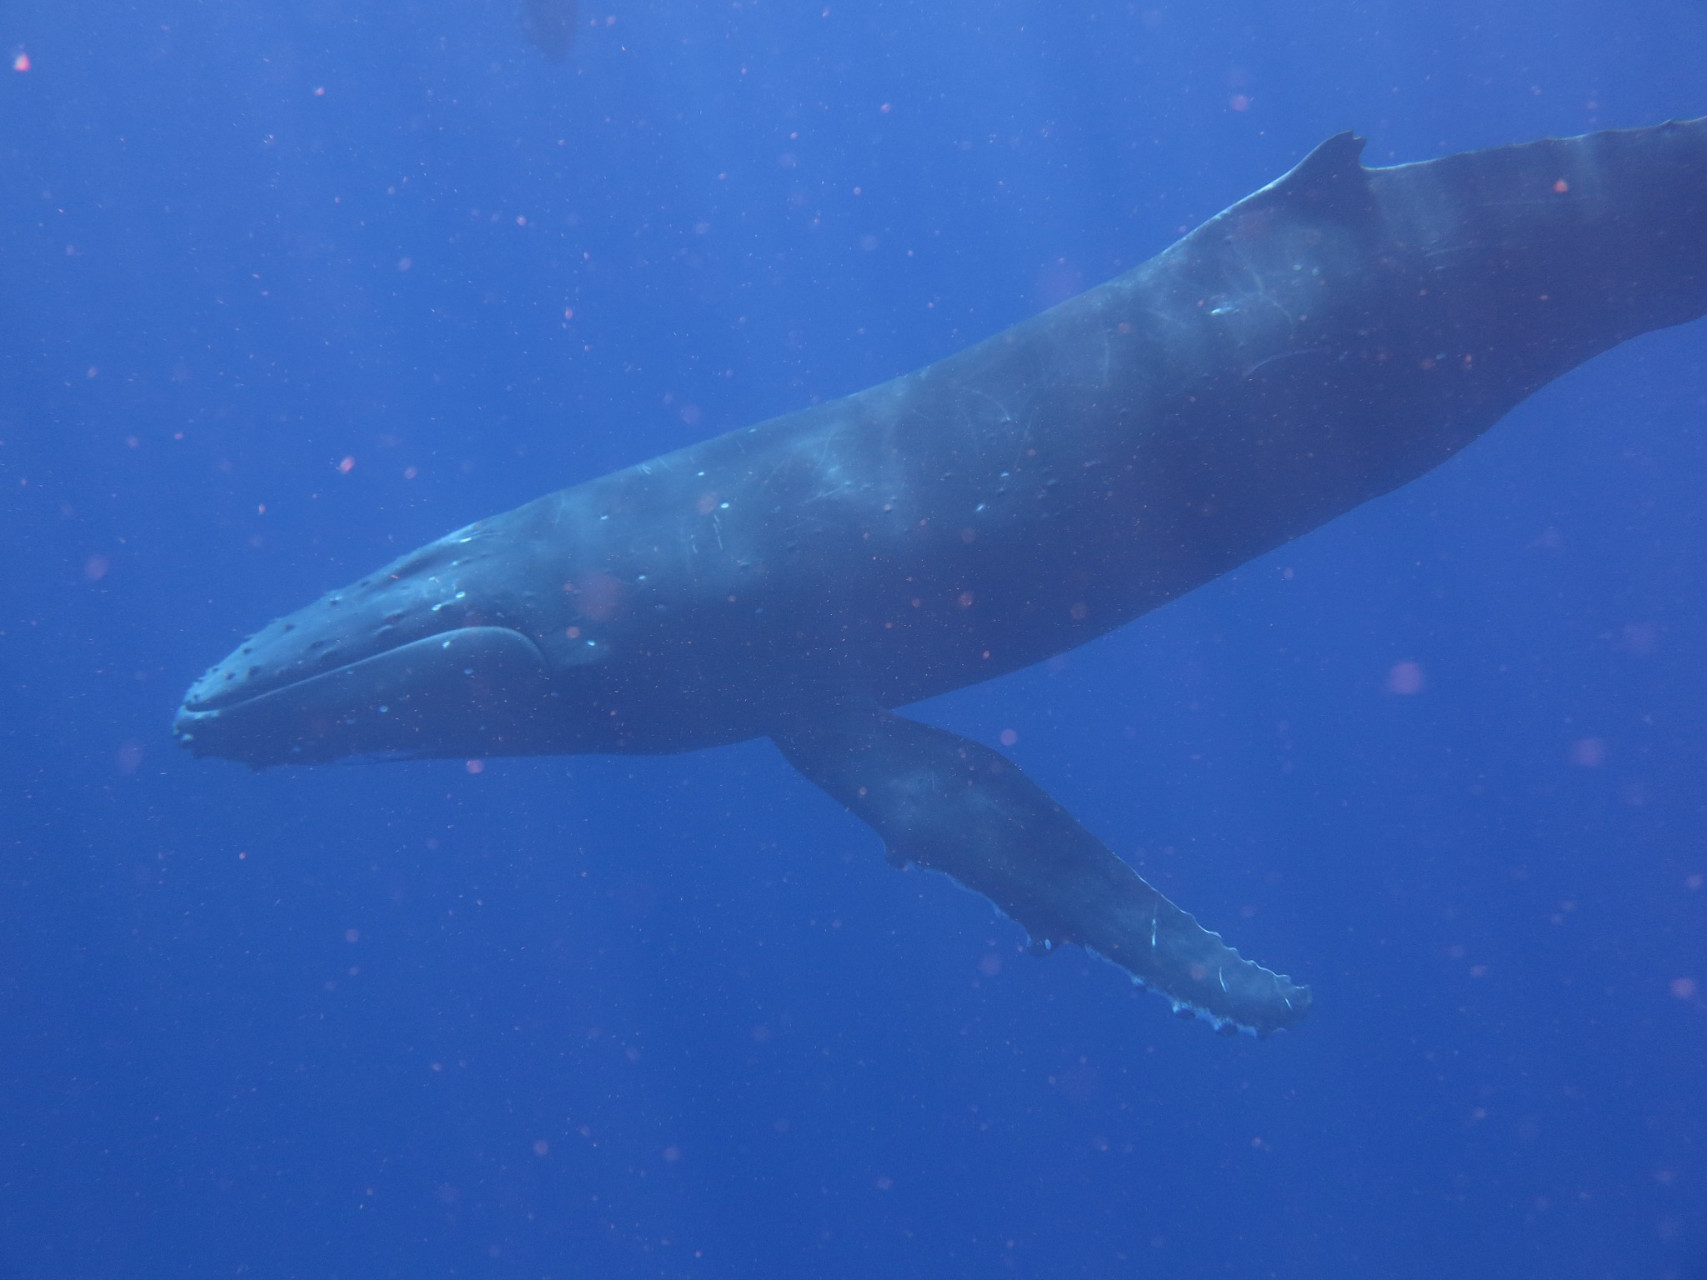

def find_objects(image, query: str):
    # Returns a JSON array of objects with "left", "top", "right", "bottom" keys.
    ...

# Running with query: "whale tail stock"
[
  {"left": 775, "top": 710, "right": 1311, "bottom": 1036},
  {"left": 1360, "top": 116, "right": 1707, "bottom": 391}
]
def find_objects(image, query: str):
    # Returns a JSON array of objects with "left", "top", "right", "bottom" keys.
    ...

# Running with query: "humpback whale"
[
  {"left": 520, "top": 0, "right": 576, "bottom": 60},
  {"left": 175, "top": 119, "right": 1707, "bottom": 1036}
]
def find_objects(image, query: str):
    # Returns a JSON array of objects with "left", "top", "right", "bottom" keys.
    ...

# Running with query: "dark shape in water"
[
  {"left": 175, "top": 119, "right": 1707, "bottom": 1036},
  {"left": 521, "top": 0, "right": 576, "bottom": 60}
]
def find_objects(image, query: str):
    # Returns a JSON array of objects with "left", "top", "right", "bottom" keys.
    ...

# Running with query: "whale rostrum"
[{"left": 176, "top": 119, "right": 1707, "bottom": 1035}]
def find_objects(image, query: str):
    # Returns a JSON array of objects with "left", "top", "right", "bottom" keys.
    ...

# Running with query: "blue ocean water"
[{"left": 3, "top": 1, "right": 1706, "bottom": 1275}]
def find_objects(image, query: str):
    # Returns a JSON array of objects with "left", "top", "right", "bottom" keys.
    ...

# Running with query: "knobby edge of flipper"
[{"left": 774, "top": 708, "right": 1311, "bottom": 1037}]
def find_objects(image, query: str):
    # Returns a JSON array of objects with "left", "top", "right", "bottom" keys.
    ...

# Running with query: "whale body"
[{"left": 175, "top": 120, "right": 1707, "bottom": 1035}]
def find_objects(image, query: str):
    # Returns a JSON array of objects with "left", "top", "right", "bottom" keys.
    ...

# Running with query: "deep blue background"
[{"left": 3, "top": 1, "right": 1706, "bottom": 1276}]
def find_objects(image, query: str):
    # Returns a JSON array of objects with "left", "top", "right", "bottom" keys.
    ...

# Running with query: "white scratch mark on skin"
[
  {"left": 958, "top": 385, "right": 1017, "bottom": 435},
  {"left": 1138, "top": 304, "right": 1191, "bottom": 334}
]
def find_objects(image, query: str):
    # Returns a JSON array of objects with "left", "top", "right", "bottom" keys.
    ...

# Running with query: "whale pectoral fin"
[{"left": 774, "top": 709, "right": 1311, "bottom": 1036}]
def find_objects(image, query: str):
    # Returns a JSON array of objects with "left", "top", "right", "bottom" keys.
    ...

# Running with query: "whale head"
[{"left": 173, "top": 517, "right": 596, "bottom": 767}]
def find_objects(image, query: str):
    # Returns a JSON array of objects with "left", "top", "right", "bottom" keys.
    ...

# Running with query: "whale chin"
[{"left": 173, "top": 626, "right": 561, "bottom": 768}]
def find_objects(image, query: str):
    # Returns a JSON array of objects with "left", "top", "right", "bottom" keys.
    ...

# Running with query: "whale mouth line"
[
  {"left": 173, "top": 625, "right": 552, "bottom": 754},
  {"left": 181, "top": 624, "right": 545, "bottom": 717}
]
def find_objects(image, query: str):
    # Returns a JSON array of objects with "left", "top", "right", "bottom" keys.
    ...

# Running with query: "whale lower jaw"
[{"left": 174, "top": 626, "right": 557, "bottom": 768}]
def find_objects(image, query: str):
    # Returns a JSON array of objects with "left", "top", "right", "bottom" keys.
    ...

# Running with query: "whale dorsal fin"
[{"left": 1262, "top": 131, "right": 1371, "bottom": 212}]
